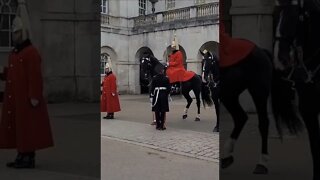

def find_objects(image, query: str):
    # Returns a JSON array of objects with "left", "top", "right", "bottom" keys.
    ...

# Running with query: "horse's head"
[
  {"left": 140, "top": 56, "right": 153, "bottom": 81},
  {"left": 201, "top": 51, "right": 217, "bottom": 83}
]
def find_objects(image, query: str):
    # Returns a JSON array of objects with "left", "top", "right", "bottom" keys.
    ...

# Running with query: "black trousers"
[{"left": 155, "top": 111, "right": 165, "bottom": 128}]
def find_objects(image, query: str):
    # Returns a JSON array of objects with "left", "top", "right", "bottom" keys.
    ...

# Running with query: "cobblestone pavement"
[{"left": 101, "top": 120, "right": 219, "bottom": 163}]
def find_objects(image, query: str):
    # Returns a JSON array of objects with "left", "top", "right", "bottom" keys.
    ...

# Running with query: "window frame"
[
  {"left": 101, "top": 0, "right": 109, "bottom": 14},
  {"left": 139, "top": 0, "right": 147, "bottom": 16},
  {"left": 166, "top": 0, "right": 175, "bottom": 10},
  {"left": 0, "top": 0, "right": 18, "bottom": 50}
]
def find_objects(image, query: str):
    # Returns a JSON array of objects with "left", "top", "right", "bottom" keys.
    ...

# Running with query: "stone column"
[
  {"left": 230, "top": 0, "right": 274, "bottom": 50},
  {"left": 40, "top": 0, "right": 100, "bottom": 102}
]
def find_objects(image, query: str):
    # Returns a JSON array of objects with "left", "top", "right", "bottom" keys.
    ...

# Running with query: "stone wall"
[{"left": 0, "top": 0, "right": 101, "bottom": 102}]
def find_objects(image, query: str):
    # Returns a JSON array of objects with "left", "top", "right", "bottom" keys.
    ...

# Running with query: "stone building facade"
[
  {"left": 0, "top": 0, "right": 100, "bottom": 102},
  {"left": 101, "top": 0, "right": 219, "bottom": 94}
]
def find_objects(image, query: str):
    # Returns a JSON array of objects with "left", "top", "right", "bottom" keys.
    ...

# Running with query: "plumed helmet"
[
  {"left": 105, "top": 62, "right": 112, "bottom": 71},
  {"left": 171, "top": 35, "right": 179, "bottom": 50},
  {"left": 12, "top": 0, "right": 32, "bottom": 41}
]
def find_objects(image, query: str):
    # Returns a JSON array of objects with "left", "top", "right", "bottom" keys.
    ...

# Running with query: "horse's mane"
[{"left": 149, "top": 55, "right": 166, "bottom": 75}]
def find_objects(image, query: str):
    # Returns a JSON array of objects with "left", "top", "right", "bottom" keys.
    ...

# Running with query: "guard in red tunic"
[
  {"left": 166, "top": 36, "right": 195, "bottom": 83},
  {"left": 101, "top": 63, "right": 121, "bottom": 119},
  {"left": 0, "top": 2, "right": 54, "bottom": 168}
]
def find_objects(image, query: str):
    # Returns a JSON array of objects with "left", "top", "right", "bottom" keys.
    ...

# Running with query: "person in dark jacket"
[{"left": 150, "top": 68, "right": 171, "bottom": 130}]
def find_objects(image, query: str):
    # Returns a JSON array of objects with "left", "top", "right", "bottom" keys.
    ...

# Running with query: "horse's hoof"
[
  {"left": 195, "top": 117, "right": 200, "bottom": 121},
  {"left": 221, "top": 156, "right": 234, "bottom": 169},
  {"left": 213, "top": 127, "right": 219, "bottom": 132},
  {"left": 253, "top": 164, "right": 268, "bottom": 174},
  {"left": 182, "top": 115, "right": 187, "bottom": 119}
]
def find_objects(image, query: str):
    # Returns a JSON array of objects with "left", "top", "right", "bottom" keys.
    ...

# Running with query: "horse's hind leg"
[
  {"left": 301, "top": 112, "right": 320, "bottom": 180},
  {"left": 299, "top": 93, "right": 320, "bottom": 180},
  {"left": 221, "top": 92, "right": 248, "bottom": 169},
  {"left": 248, "top": 86, "right": 270, "bottom": 174}
]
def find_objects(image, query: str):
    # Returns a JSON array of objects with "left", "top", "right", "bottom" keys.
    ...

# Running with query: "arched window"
[
  {"left": 101, "top": 53, "right": 110, "bottom": 75},
  {"left": 0, "top": 0, "right": 18, "bottom": 48}
]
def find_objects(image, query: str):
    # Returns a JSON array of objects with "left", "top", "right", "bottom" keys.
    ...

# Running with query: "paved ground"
[
  {"left": 220, "top": 110, "right": 314, "bottom": 180},
  {"left": 101, "top": 94, "right": 219, "bottom": 180},
  {"left": 0, "top": 103, "right": 100, "bottom": 180},
  {"left": 102, "top": 138, "right": 218, "bottom": 180},
  {"left": 101, "top": 120, "right": 218, "bottom": 162},
  {"left": 105, "top": 94, "right": 218, "bottom": 133}
]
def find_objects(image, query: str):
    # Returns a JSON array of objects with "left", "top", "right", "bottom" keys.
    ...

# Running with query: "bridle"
[
  {"left": 202, "top": 56, "right": 219, "bottom": 88},
  {"left": 280, "top": 0, "right": 320, "bottom": 84}
]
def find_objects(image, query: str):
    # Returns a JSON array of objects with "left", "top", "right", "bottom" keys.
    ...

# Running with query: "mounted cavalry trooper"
[
  {"left": 101, "top": 62, "right": 121, "bottom": 119},
  {"left": 150, "top": 67, "right": 171, "bottom": 130},
  {"left": 0, "top": 0, "right": 54, "bottom": 168},
  {"left": 166, "top": 35, "right": 195, "bottom": 85}
]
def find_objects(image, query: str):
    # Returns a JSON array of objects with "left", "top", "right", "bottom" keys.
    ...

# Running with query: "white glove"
[
  {"left": 30, "top": 98, "right": 39, "bottom": 107},
  {"left": 112, "top": 93, "right": 115, "bottom": 96}
]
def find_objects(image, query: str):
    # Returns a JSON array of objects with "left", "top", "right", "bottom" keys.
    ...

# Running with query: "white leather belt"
[{"left": 155, "top": 87, "right": 167, "bottom": 90}]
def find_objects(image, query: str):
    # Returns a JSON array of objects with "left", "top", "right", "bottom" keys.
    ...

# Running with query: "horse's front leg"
[
  {"left": 182, "top": 91, "right": 193, "bottom": 120},
  {"left": 195, "top": 89, "right": 201, "bottom": 121}
]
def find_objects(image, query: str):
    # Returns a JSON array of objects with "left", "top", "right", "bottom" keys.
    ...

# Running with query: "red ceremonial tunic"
[
  {"left": 166, "top": 50, "right": 195, "bottom": 83},
  {"left": 0, "top": 40, "right": 54, "bottom": 152},
  {"left": 101, "top": 72, "right": 121, "bottom": 113},
  {"left": 219, "top": 23, "right": 256, "bottom": 68}
]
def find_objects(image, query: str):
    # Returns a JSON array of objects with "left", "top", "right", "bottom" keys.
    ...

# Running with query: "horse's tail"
[
  {"left": 267, "top": 49, "right": 304, "bottom": 138},
  {"left": 200, "top": 75, "right": 214, "bottom": 107}
]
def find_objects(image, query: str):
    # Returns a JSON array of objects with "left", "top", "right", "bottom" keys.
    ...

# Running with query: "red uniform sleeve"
[{"left": 26, "top": 48, "right": 43, "bottom": 100}]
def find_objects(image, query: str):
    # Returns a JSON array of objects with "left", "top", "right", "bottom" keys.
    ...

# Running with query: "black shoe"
[
  {"left": 106, "top": 115, "right": 114, "bottom": 119},
  {"left": 6, "top": 153, "right": 23, "bottom": 168},
  {"left": 7, "top": 153, "right": 35, "bottom": 169},
  {"left": 253, "top": 164, "right": 268, "bottom": 174},
  {"left": 161, "top": 127, "right": 166, "bottom": 130},
  {"left": 221, "top": 156, "right": 234, "bottom": 169}
]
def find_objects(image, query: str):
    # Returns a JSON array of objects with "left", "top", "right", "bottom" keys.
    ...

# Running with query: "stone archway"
[
  {"left": 101, "top": 46, "right": 117, "bottom": 75},
  {"left": 198, "top": 41, "right": 219, "bottom": 68},
  {"left": 197, "top": 41, "right": 219, "bottom": 78},
  {"left": 198, "top": 41, "right": 219, "bottom": 60},
  {"left": 135, "top": 47, "right": 154, "bottom": 94}
]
